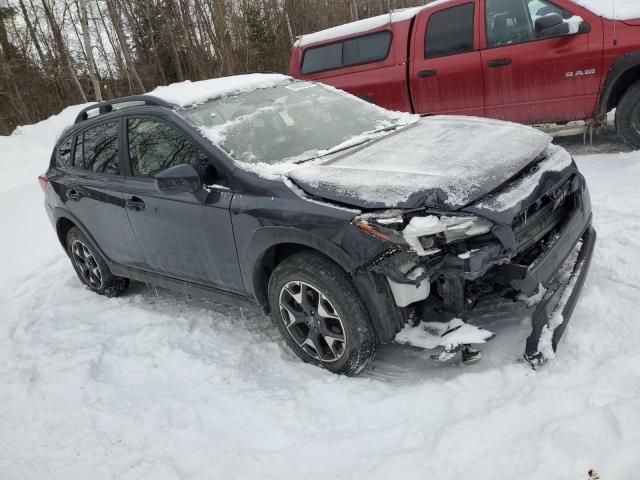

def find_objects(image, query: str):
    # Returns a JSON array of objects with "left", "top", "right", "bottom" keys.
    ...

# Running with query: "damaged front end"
[{"left": 352, "top": 169, "right": 596, "bottom": 367}]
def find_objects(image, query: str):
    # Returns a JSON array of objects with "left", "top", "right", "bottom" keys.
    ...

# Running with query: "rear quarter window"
[{"left": 55, "top": 136, "right": 73, "bottom": 168}]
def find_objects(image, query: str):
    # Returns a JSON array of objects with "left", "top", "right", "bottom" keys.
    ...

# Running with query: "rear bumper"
[{"left": 524, "top": 225, "right": 596, "bottom": 365}]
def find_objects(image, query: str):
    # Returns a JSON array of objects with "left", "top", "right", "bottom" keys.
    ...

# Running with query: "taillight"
[{"left": 38, "top": 174, "right": 48, "bottom": 192}]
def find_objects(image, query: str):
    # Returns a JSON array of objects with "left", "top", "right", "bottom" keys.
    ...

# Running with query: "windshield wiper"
[{"left": 293, "top": 123, "right": 405, "bottom": 165}]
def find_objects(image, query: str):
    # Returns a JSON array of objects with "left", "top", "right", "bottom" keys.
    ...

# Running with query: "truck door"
[
  {"left": 410, "top": 1, "right": 485, "bottom": 116},
  {"left": 481, "top": 0, "right": 603, "bottom": 124}
]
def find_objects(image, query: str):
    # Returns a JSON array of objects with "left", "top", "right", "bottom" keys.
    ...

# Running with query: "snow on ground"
[{"left": 1, "top": 111, "right": 640, "bottom": 480}]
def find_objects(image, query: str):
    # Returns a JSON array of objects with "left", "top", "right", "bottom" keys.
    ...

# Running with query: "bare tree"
[
  {"left": 104, "top": 0, "right": 145, "bottom": 92},
  {"left": 0, "top": 0, "right": 431, "bottom": 134},
  {"left": 41, "top": 0, "right": 86, "bottom": 102},
  {"left": 78, "top": 0, "right": 102, "bottom": 100}
]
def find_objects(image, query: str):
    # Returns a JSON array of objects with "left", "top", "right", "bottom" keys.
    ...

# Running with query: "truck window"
[
  {"left": 425, "top": 3, "right": 475, "bottom": 59},
  {"left": 301, "top": 43, "right": 342, "bottom": 74},
  {"left": 343, "top": 31, "right": 392, "bottom": 66},
  {"left": 486, "top": 0, "right": 573, "bottom": 48},
  {"left": 301, "top": 31, "right": 392, "bottom": 74}
]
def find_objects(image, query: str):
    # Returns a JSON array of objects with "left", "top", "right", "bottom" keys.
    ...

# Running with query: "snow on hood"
[
  {"left": 571, "top": 0, "right": 640, "bottom": 20},
  {"left": 287, "top": 116, "right": 554, "bottom": 210},
  {"left": 475, "top": 144, "right": 573, "bottom": 212},
  {"left": 148, "top": 74, "right": 291, "bottom": 107}
]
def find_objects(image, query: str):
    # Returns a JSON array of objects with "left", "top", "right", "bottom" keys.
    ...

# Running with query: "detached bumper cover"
[{"left": 524, "top": 225, "right": 596, "bottom": 366}]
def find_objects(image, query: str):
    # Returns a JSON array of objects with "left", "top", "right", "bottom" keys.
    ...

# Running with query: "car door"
[
  {"left": 410, "top": 1, "right": 485, "bottom": 116},
  {"left": 121, "top": 115, "right": 245, "bottom": 293},
  {"left": 55, "top": 119, "right": 142, "bottom": 266},
  {"left": 481, "top": 0, "right": 603, "bottom": 124}
]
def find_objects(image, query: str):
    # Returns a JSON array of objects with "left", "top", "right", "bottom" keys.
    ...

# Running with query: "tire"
[
  {"left": 66, "top": 227, "right": 129, "bottom": 297},
  {"left": 268, "top": 251, "right": 379, "bottom": 375},
  {"left": 616, "top": 80, "right": 640, "bottom": 148}
]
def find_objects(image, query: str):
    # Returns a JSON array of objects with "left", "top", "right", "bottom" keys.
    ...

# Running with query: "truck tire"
[
  {"left": 267, "top": 251, "right": 379, "bottom": 375},
  {"left": 616, "top": 80, "right": 640, "bottom": 148},
  {"left": 66, "top": 227, "right": 129, "bottom": 297}
]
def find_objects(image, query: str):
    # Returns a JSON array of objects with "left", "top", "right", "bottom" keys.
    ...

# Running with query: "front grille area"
[{"left": 512, "top": 176, "right": 577, "bottom": 259}]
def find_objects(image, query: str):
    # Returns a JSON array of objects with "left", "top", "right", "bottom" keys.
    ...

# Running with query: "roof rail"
[{"left": 74, "top": 95, "right": 174, "bottom": 124}]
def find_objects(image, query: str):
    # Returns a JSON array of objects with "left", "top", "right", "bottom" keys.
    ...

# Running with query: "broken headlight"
[{"left": 356, "top": 213, "right": 493, "bottom": 256}]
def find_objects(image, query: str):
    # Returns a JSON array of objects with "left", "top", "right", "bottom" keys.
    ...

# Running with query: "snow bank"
[
  {"left": 0, "top": 103, "right": 87, "bottom": 193},
  {"left": 572, "top": 0, "right": 640, "bottom": 20},
  {"left": 149, "top": 74, "right": 290, "bottom": 107}
]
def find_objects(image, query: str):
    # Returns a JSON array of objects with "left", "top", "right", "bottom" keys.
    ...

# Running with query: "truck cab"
[{"left": 289, "top": 0, "right": 640, "bottom": 147}]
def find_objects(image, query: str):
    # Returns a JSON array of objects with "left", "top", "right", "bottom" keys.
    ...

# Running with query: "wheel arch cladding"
[
  {"left": 54, "top": 209, "right": 109, "bottom": 262},
  {"left": 600, "top": 51, "right": 640, "bottom": 115},
  {"left": 252, "top": 241, "right": 353, "bottom": 313},
  {"left": 250, "top": 239, "right": 406, "bottom": 344},
  {"left": 56, "top": 216, "right": 76, "bottom": 249}
]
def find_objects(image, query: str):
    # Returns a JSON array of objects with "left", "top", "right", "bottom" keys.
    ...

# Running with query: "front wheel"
[
  {"left": 267, "top": 251, "right": 379, "bottom": 375},
  {"left": 66, "top": 227, "right": 129, "bottom": 297},
  {"left": 616, "top": 80, "right": 640, "bottom": 148}
]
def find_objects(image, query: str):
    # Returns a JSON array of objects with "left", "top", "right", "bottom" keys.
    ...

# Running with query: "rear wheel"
[
  {"left": 267, "top": 251, "right": 379, "bottom": 375},
  {"left": 616, "top": 80, "right": 640, "bottom": 148},
  {"left": 66, "top": 227, "right": 129, "bottom": 297}
]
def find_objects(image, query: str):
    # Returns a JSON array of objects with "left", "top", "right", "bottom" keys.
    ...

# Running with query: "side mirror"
[
  {"left": 535, "top": 13, "right": 570, "bottom": 37},
  {"left": 154, "top": 164, "right": 203, "bottom": 195}
]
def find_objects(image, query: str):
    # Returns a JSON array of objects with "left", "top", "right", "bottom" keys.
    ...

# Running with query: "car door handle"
[
  {"left": 417, "top": 69, "right": 438, "bottom": 78},
  {"left": 487, "top": 58, "right": 512, "bottom": 68},
  {"left": 125, "top": 197, "right": 145, "bottom": 211},
  {"left": 67, "top": 189, "right": 82, "bottom": 201}
]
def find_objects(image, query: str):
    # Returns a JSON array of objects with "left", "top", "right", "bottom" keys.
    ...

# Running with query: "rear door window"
[
  {"left": 73, "top": 121, "right": 120, "bottom": 174},
  {"left": 425, "top": 3, "right": 475, "bottom": 58}
]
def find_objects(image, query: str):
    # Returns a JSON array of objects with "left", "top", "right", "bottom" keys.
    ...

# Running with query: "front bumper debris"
[
  {"left": 356, "top": 171, "right": 595, "bottom": 365},
  {"left": 524, "top": 226, "right": 596, "bottom": 367}
]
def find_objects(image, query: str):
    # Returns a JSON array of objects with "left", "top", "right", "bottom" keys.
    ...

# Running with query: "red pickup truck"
[{"left": 289, "top": 0, "right": 640, "bottom": 147}]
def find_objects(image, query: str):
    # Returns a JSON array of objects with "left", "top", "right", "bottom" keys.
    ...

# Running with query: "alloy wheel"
[
  {"left": 71, "top": 240, "right": 103, "bottom": 289},
  {"left": 279, "top": 281, "right": 346, "bottom": 362}
]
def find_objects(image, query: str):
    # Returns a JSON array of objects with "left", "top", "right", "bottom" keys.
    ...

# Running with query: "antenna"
[{"left": 612, "top": 0, "right": 617, "bottom": 46}]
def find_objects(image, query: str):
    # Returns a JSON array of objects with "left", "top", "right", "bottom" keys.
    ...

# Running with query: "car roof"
[
  {"left": 147, "top": 73, "right": 291, "bottom": 108},
  {"left": 69, "top": 73, "right": 293, "bottom": 130}
]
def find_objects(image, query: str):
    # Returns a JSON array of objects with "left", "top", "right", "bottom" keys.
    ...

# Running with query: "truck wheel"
[
  {"left": 66, "top": 227, "right": 129, "bottom": 297},
  {"left": 616, "top": 80, "right": 640, "bottom": 148},
  {"left": 267, "top": 251, "right": 379, "bottom": 375}
]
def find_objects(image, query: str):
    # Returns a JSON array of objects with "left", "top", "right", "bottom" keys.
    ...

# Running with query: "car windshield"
[{"left": 181, "top": 80, "right": 412, "bottom": 165}]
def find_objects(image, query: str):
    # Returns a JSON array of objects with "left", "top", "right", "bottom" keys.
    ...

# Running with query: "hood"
[{"left": 287, "top": 116, "right": 553, "bottom": 210}]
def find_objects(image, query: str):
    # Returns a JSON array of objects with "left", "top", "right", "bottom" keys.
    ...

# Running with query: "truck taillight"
[{"left": 38, "top": 175, "right": 48, "bottom": 192}]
